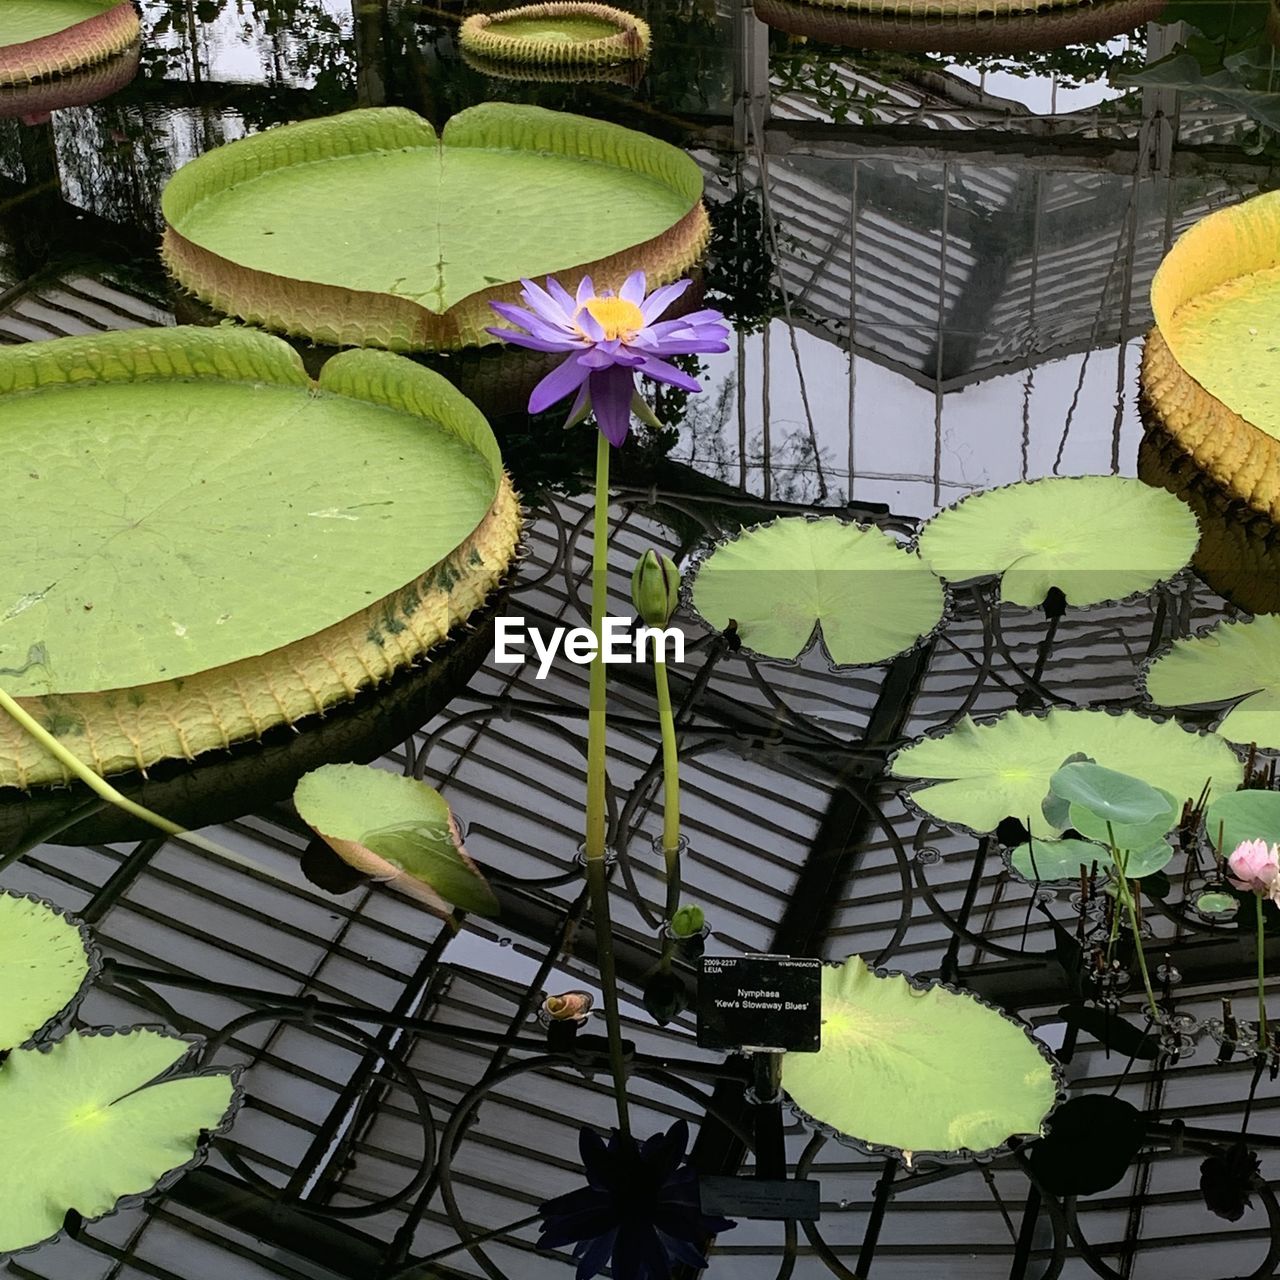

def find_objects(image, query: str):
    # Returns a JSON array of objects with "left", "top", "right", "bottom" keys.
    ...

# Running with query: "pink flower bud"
[{"left": 1227, "top": 839, "right": 1280, "bottom": 895}]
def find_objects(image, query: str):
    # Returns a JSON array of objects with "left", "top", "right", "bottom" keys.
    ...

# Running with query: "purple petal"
[
  {"left": 564, "top": 381, "right": 592, "bottom": 427},
  {"left": 619, "top": 271, "right": 647, "bottom": 305},
  {"left": 576, "top": 276, "right": 596, "bottom": 306},
  {"left": 575, "top": 1229, "right": 617, "bottom": 1280},
  {"left": 485, "top": 326, "right": 581, "bottom": 354},
  {"left": 520, "top": 278, "right": 575, "bottom": 328},
  {"left": 578, "top": 308, "right": 605, "bottom": 343},
  {"left": 637, "top": 356, "right": 702, "bottom": 392},
  {"left": 546, "top": 276, "right": 577, "bottom": 314},
  {"left": 639, "top": 278, "right": 692, "bottom": 322},
  {"left": 529, "top": 355, "right": 592, "bottom": 414},
  {"left": 590, "top": 365, "right": 635, "bottom": 446}
]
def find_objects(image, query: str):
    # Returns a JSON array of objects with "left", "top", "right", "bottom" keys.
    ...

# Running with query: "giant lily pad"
[
  {"left": 162, "top": 104, "right": 709, "bottom": 351},
  {"left": 1143, "top": 191, "right": 1280, "bottom": 518},
  {"left": 914, "top": 476, "right": 1199, "bottom": 608},
  {"left": 0, "top": 41, "right": 138, "bottom": 121},
  {"left": 458, "top": 3, "right": 650, "bottom": 65},
  {"left": 0, "top": 893, "right": 94, "bottom": 1050},
  {"left": 754, "top": 0, "right": 1166, "bottom": 52},
  {"left": 0, "top": 1029, "right": 238, "bottom": 1255},
  {"left": 687, "top": 517, "right": 946, "bottom": 667},
  {"left": 891, "top": 708, "right": 1242, "bottom": 837},
  {"left": 294, "top": 763, "right": 498, "bottom": 917},
  {"left": 0, "top": 327, "right": 520, "bottom": 790},
  {"left": 1145, "top": 616, "right": 1280, "bottom": 750},
  {"left": 782, "top": 957, "right": 1058, "bottom": 1159},
  {"left": 0, "top": 1, "right": 138, "bottom": 87}
]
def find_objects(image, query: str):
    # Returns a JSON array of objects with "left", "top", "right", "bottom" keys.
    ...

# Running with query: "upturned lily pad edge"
[
  {"left": 888, "top": 704, "right": 1244, "bottom": 842},
  {"left": 0, "top": 1, "right": 140, "bottom": 89},
  {"left": 458, "top": 4, "right": 651, "bottom": 66},
  {"left": 0, "top": 889, "right": 101, "bottom": 1050},
  {"left": 1142, "top": 192, "right": 1280, "bottom": 520},
  {"left": 0, "top": 326, "right": 522, "bottom": 790},
  {"left": 911, "top": 473, "right": 1202, "bottom": 611},
  {"left": 784, "top": 958, "right": 1066, "bottom": 1166},
  {"left": 681, "top": 513, "right": 953, "bottom": 672},
  {"left": 0, "top": 1026, "right": 244, "bottom": 1262},
  {"left": 161, "top": 103, "right": 711, "bottom": 352}
]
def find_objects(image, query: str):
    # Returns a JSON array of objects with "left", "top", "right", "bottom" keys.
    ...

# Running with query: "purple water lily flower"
[
  {"left": 487, "top": 273, "right": 730, "bottom": 446},
  {"left": 537, "top": 1119, "right": 735, "bottom": 1280}
]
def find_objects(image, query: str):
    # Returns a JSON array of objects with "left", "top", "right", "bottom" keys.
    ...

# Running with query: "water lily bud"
[
  {"left": 669, "top": 904, "right": 706, "bottom": 938},
  {"left": 631, "top": 549, "right": 681, "bottom": 627}
]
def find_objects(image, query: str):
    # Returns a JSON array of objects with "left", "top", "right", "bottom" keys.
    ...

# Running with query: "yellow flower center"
[{"left": 581, "top": 295, "right": 645, "bottom": 342}]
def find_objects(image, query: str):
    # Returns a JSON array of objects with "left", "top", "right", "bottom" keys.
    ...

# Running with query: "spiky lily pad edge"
[
  {"left": 1, "top": 891, "right": 101, "bottom": 1049},
  {"left": 459, "top": 47, "right": 645, "bottom": 87},
  {"left": 754, "top": 0, "right": 1166, "bottom": 52},
  {"left": 0, "top": 1, "right": 140, "bottom": 89},
  {"left": 785, "top": 959, "right": 1066, "bottom": 1166},
  {"left": 162, "top": 105, "right": 710, "bottom": 352},
  {"left": 0, "top": 1028, "right": 243, "bottom": 1262},
  {"left": 888, "top": 704, "right": 1248, "bottom": 843},
  {"left": 909, "top": 473, "right": 1202, "bottom": 612},
  {"left": 680, "top": 513, "right": 953, "bottom": 672},
  {"left": 458, "top": 3, "right": 651, "bottom": 66},
  {"left": 0, "top": 41, "right": 138, "bottom": 116}
]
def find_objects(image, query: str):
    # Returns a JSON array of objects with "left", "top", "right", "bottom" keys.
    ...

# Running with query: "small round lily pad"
[
  {"left": 783, "top": 956, "right": 1059, "bottom": 1160},
  {"left": 0, "top": 0, "right": 138, "bottom": 88},
  {"left": 0, "top": 1029, "right": 237, "bottom": 1255},
  {"left": 891, "top": 708, "right": 1242, "bottom": 837},
  {"left": 0, "top": 892, "right": 94, "bottom": 1050},
  {"left": 688, "top": 516, "right": 946, "bottom": 667},
  {"left": 914, "top": 476, "right": 1199, "bottom": 607},
  {"left": 1145, "top": 616, "right": 1280, "bottom": 750}
]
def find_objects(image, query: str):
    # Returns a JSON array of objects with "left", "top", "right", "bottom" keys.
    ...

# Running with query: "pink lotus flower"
[
  {"left": 487, "top": 273, "right": 730, "bottom": 447},
  {"left": 1227, "top": 839, "right": 1280, "bottom": 895}
]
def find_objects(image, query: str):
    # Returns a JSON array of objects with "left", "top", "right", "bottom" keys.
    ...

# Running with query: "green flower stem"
[
  {"left": 0, "top": 686, "right": 282, "bottom": 881},
  {"left": 1257, "top": 894, "right": 1269, "bottom": 1052},
  {"left": 652, "top": 656, "right": 682, "bottom": 923},
  {"left": 584, "top": 430, "right": 630, "bottom": 1138},
  {"left": 1108, "top": 829, "right": 1157, "bottom": 1018}
]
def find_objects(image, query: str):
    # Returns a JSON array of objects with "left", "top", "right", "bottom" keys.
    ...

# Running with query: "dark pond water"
[{"left": 2, "top": 2, "right": 1280, "bottom": 1278}]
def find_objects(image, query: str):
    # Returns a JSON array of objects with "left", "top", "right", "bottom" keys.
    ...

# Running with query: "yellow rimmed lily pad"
[
  {"left": 1143, "top": 190, "right": 1280, "bottom": 518},
  {"left": 0, "top": 326, "right": 520, "bottom": 790},
  {"left": 459, "top": 3, "right": 650, "bottom": 65},
  {"left": 162, "top": 104, "right": 708, "bottom": 351},
  {"left": 0, "top": 893, "right": 95, "bottom": 1051}
]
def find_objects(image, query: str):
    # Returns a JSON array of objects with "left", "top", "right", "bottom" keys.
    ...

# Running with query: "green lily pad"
[
  {"left": 459, "top": 4, "right": 651, "bottom": 65},
  {"left": 0, "top": 326, "right": 518, "bottom": 790},
  {"left": 1111, "top": 842, "right": 1176, "bottom": 878},
  {"left": 1049, "top": 763, "right": 1170, "bottom": 827},
  {"left": 687, "top": 517, "right": 946, "bottom": 667},
  {"left": 782, "top": 957, "right": 1058, "bottom": 1158},
  {"left": 0, "top": 1029, "right": 237, "bottom": 1255},
  {"left": 1010, "top": 837, "right": 1105, "bottom": 883},
  {"left": 892, "top": 708, "right": 1241, "bottom": 837},
  {"left": 914, "top": 476, "right": 1199, "bottom": 607},
  {"left": 294, "top": 763, "right": 498, "bottom": 917},
  {"left": 1204, "top": 789, "right": 1280, "bottom": 855},
  {"left": 162, "top": 104, "right": 706, "bottom": 350},
  {"left": 0, "top": 893, "right": 94, "bottom": 1051},
  {"left": 1145, "top": 616, "right": 1280, "bottom": 750},
  {"left": 1194, "top": 890, "right": 1240, "bottom": 919}
]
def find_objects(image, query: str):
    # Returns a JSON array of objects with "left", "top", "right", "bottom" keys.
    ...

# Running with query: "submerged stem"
[
  {"left": 0, "top": 687, "right": 280, "bottom": 878},
  {"left": 583, "top": 431, "right": 630, "bottom": 1136}
]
